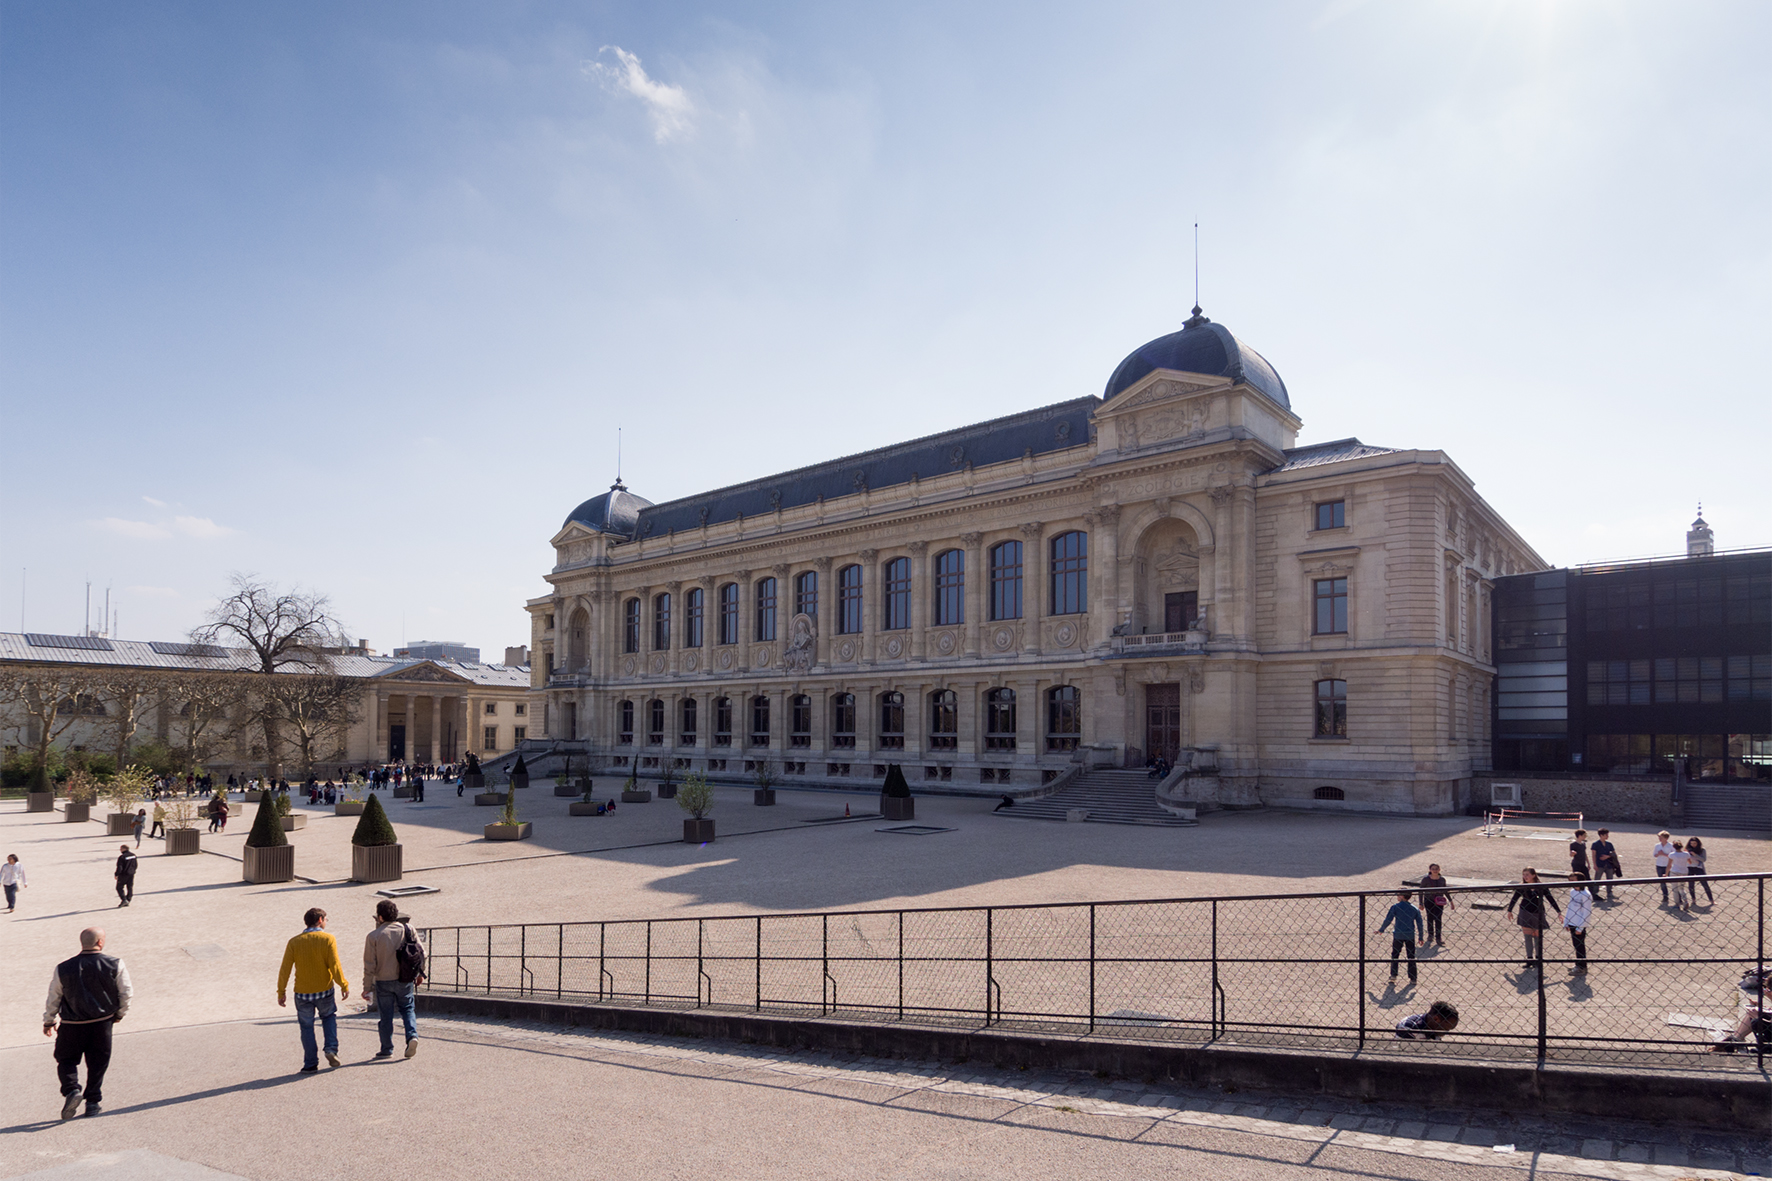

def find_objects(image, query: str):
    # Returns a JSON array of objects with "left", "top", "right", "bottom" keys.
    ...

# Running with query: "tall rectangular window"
[
  {"left": 618, "top": 700, "right": 634, "bottom": 745},
  {"left": 1046, "top": 685, "right": 1080, "bottom": 751},
  {"left": 680, "top": 698, "right": 698, "bottom": 746},
  {"left": 713, "top": 697, "right": 732, "bottom": 746},
  {"left": 1312, "top": 578, "right": 1348, "bottom": 635},
  {"left": 989, "top": 541, "right": 1023, "bottom": 621},
  {"left": 1315, "top": 500, "right": 1345, "bottom": 530},
  {"left": 647, "top": 698, "right": 665, "bottom": 745},
  {"left": 483, "top": 726, "right": 499, "bottom": 750},
  {"left": 837, "top": 565, "right": 863, "bottom": 635},
  {"left": 928, "top": 690, "right": 957, "bottom": 750},
  {"left": 685, "top": 587, "right": 704, "bottom": 648},
  {"left": 1050, "top": 531, "right": 1087, "bottom": 615},
  {"left": 755, "top": 577, "right": 778, "bottom": 642},
  {"left": 749, "top": 695, "right": 771, "bottom": 747},
  {"left": 653, "top": 593, "right": 671, "bottom": 651},
  {"left": 790, "top": 695, "right": 812, "bottom": 748},
  {"left": 883, "top": 557, "right": 911, "bottom": 630},
  {"left": 1164, "top": 591, "right": 1198, "bottom": 632},
  {"left": 985, "top": 688, "right": 1017, "bottom": 750},
  {"left": 933, "top": 549, "right": 964, "bottom": 626},
  {"left": 1314, "top": 679, "right": 1347, "bottom": 737},
  {"left": 794, "top": 571, "right": 817, "bottom": 619},
  {"left": 878, "top": 692, "right": 905, "bottom": 749},
  {"left": 831, "top": 694, "right": 856, "bottom": 748},
  {"left": 718, "top": 584, "right": 739, "bottom": 645},
  {"left": 623, "top": 599, "right": 640, "bottom": 653}
]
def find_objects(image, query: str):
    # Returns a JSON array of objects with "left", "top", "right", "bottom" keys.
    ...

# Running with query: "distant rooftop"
[{"left": 0, "top": 633, "right": 528, "bottom": 686}]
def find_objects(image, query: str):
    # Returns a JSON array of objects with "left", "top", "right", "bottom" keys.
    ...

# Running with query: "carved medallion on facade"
[
  {"left": 650, "top": 655, "right": 666, "bottom": 675},
  {"left": 783, "top": 613, "right": 817, "bottom": 673},
  {"left": 622, "top": 657, "right": 637, "bottom": 677},
  {"left": 1053, "top": 622, "right": 1078, "bottom": 647},
  {"left": 934, "top": 630, "right": 957, "bottom": 656},
  {"left": 754, "top": 646, "right": 772, "bottom": 667},
  {"left": 992, "top": 626, "right": 1016, "bottom": 651},
  {"left": 836, "top": 639, "right": 857, "bottom": 662},
  {"left": 884, "top": 637, "right": 904, "bottom": 659},
  {"left": 718, "top": 650, "right": 734, "bottom": 671},
  {"left": 684, "top": 653, "right": 698, "bottom": 672}
]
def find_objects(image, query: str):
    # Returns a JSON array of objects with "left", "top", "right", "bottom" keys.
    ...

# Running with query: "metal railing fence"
[{"left": 419, "top": 873, "right": 1769, "bottom": 1069}]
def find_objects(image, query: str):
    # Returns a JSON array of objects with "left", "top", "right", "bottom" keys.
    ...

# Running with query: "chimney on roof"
[
  {"left": 1686, "top": 504, "right": 1714, "bottom": 558},
  {"left": 505, "top": 645, "right": 530, "bottom": 667}
]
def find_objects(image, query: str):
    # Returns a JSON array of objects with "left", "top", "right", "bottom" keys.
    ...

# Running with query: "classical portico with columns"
[{"left": 524, "top": 308, "right": 1544, "bottom": 813}]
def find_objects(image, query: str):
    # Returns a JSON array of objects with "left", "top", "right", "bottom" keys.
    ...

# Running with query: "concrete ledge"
[{"left": 415, "top": 991, "right": 1770, "bottom": 1133}]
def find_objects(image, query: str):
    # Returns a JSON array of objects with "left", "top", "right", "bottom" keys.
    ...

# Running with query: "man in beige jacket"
[{"left": 361, "top": 898, "right": 423, "bottom": 1059}]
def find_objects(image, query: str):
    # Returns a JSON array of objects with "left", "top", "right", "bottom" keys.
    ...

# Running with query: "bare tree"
[
  {"left": 91, "top": 668, "right": 165, "bottom": 772},
  {"left": 0, "top": 665, "right": 108, "bottom": 789},
  {"left": 192, "top": 574, "right": 345, "bottom": 780},
  {"left": 168, "top": 672, "right": 252, "bottom": 771},
  {"left": 266, "top": 674, "right": 363, "bottom": 778}
]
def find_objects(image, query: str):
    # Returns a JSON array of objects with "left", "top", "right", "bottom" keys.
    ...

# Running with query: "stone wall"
[{"left": 1473, "top": 773, "right": 1674, "bottom": 825}]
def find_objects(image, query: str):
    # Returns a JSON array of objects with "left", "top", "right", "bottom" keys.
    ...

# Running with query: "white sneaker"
[{"left": 404, "top": 1038, "right": 418, "bottom": 1058}]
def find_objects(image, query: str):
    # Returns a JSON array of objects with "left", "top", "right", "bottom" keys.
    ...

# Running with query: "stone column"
[
  {"left": 770, "top": 563, "right": 791, "bottom": 670},
  {"left": 960, "top": 532, "right": 983, "bottom": 658},
  {"left": 858, "top": 551, "right": 878, "bottom": 664},
  {"left": 812, "top": 556, "right": 833, "bottom": 668},
  {"left": 375, "top": 691, "right": 390, "bottom": 761},
  {"left": 1209, "top": 485, "right": 1236, "bottom": 641},
  {"left": 664, "top": 580, "right": 682, "bottom": 676},
  {"left": 736, "top": 570, "right": 753, "bottom": 671},
  {"left": 856, "top": 680, "right": 875, "bottom": 770},
  {"left": 1093, "top": 504, "right": 1123, "bottom": 636},
  {"left": 1019, "top": 524, "right": 1043, "bottom": 656},
  {"left": 907, "top": 541, "right": 929, "bottom": 661},
  {"left": 430, "top": 696, "right": 443, "bottom": 764},
  {"left": 699, "top": 575, "right": 716, "bottom": 673}
]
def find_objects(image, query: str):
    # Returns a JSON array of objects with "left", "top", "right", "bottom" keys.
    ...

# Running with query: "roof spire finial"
[
  {"left": 612, "top": 427, "right": 626, "bottom": 491},
  {"left": 1184, "top": 222, "right": 1209, "bottom": 328}
]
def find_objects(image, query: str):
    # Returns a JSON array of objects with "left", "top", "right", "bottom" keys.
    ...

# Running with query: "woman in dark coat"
[{"left": 1506, "top": 867, "right": 1561, "bottom": 972}]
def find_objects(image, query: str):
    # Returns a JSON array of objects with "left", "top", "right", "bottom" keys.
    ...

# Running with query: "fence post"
[
  {"left": 897, "top": 911, "right": 905, "bottom": 1022},
  {"left": 755, "top": 915, "right": 763, "bottom": 1012},
  {"left": 557, "top": 924, "right": 564, "bottom": 998},
  {"left": 1088, "top": 903, "right": 1097, "bottom": 1034},
  {"left": 822, "top": 913, "right": 830, "bottom": 1016},
  {"left": 1357, "top": 894, "right": 1366, "bottom": 1047},
  {"left": 1759, "top": 877, "right": 1765, "bottom": 1071},
  {"left": 1536, "top": 917, "right": 1548, "bottom": 1063},
  {"left": 1210, "top": 900, "right": 1220, "bottom": 1039},
  {"left": 644, "top": 920, "right": 652, "bottom": 1006},
  {"left": 985, "top": 907, "right": 994, "bottom": 1026}
]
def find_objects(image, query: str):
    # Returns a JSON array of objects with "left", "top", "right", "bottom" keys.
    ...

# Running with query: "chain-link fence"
[{"left": 419, "top": 872, "right": 1769, "bottom": 1070}]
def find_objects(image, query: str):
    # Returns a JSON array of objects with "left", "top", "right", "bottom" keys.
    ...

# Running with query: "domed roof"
[
  {"left": 563, "top": 479, "right": 653, "bottom": 537},
  {"left": 1103, "top": 308, "right": 1289, "bottom": 410}
]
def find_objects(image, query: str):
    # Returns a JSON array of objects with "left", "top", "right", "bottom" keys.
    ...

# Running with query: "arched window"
[
  {"left": 653, "top": 593, "right": 672, "bottom": 651},
  {"left": 794, "top": 571, "right": 818, "bottom": 618},
  {"left": 569, "top": 607, "right": 589, "bottom": 671},
  {"left": 790, "top": 695, "right": 812, "bottom": 748},
  {"left": 989, "top": 540, "right": 1023, "bottom": 621},
  {"left": 1314, "top": 786, "right": 1346, "bottom": 801},
  {"left": 1314, "top": 679, "right": 1348, "bottom": 737},
  {"left": 1046, "top": 685, "right": 1081, "bottom": 751},
  {"left": 830, "top": 693, "right": 856, "bottom": 748},
  {"left": 680, "top": 698, "right": 698, "bottom": 746},
  {"left": 647, "top": 698, "right": 665, "bottom": 745},
  {"left": 623, "top": 598, "right": 641, "bottom": 654},
  {"left": 749, "top": 695, "right": 771, "bottom": 747},
  {"left": 986, "top": 688, "right": 1017, "bottom": 750},
  {"left": 717, "top": 583, "right": 739, "bottom": 645},
  {"left": 837, "top": 565, "right": 863, "bottom": 635},
  {"left": 928, "top": 690, "right": 957, "bottom": 750},
  {"left": 618, "top": 699, "right": 635, "bottom": 745},
  {"left": 713, "top": 697, "right": 733, "bottom": 747},
  {"left": 685, "top": 587, "right": 705, "bottom": 648},
  {"left": 933, "top": 549, "right": 965, "bottom": 626},
  {"left": 755, "top": 577, "right": 778, "bottom": 642},
  {"left": 878, "top": 691, "right": 905, "bottom": 749},
  {"left": 1050, "top": 531, "right": 1088, "bottom": 615},
  {"left": 882, "top": 557, "right": 911, "bottom": 630}
]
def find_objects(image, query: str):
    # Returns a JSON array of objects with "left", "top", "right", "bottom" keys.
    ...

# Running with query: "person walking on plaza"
[
  {"left": 1419, "top": 863, "right": 1454, "bottom": 948},
  {"left": 43, "top": 926, "right": 133, "bottom": 1120},
  {"left": 1563, "top": 872, "right": 1592, "bottom": 974},
  {"left": 1667, "top": 841, "right": 1694, "bottom": 911},
  {"left": 113, "top": 846, "right": 137, "bottom": 907},
  {"left": 1506, "top": 867, "right": 1560, "bottom": 972},
  {"left": 1569, "top": 829, "right": 1590, "bottom": 878},
  {"left": 149, "top": 801, "right": 165, "bottom": 840},
  {"left": 1591, "top": 829, "right": 1623, "bottom": 902},
  {"left": 3, "top": 853, "right": 26, "bottom": 912},
  {"left": 131, "top": 809, "right": 146, "bottom": 848},
  {"left": 411, "top": 773, "right": 424, "bottom": 803},
  {"left": 277, "top": 907, "right": 350, "bottom": 1072},
  {"left": 1652, "top": 831, "right": 1675, "bottom": 905},
  {"left": 1378, "top": 889, "right": 1423, "bottom": 984},
  {"left": 1686, "top": 836, "right": 1714, "bottom": 905},
  {"left": 362, "top": 898, "right": 425, "bottom": 1060}
]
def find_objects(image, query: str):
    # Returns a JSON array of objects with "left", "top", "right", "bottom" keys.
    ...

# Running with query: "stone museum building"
[{"left": 530, "top": 308, "right": 1545, "bottom": 813}]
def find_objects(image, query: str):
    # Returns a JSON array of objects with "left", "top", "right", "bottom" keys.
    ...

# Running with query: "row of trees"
[{"left": 0, "top": 575, "right": 360, "bottom": 787}]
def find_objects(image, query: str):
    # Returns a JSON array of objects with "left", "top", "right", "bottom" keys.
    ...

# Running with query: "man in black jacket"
[
  {"left": 43, "top": 927, "right": 134, "bottom": 1119},
  {"left": 113, "top": 846, "right": 137, "bottom": 907}
]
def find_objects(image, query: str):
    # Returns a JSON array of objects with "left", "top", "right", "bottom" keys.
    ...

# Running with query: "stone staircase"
[
  {"left": 1681, "top": 783, "right": 1772, "bottom": 833},
  {"left": 999, "top": 768, "right": 1196, "bottom": 827}
]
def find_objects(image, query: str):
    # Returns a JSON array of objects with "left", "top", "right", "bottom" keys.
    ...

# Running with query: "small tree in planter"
[
  {"left": 165, "top": 799, "right": 201, "bottom": 855},
  {"left": 335, "top": 775, "right": 366, "bottom": 816},
  {"left": 554, "top": 757, "right": 581, "bottom": 797},
  {"left": 679, "top": 772, "right": 715, "bottom": 843},
  {"left": 350, "top": 793, "right": 403, "bottom": 882},
  {"left": 103, "top": 765, "right": 152, "bottom": 836},
  {"left": 242, "top": 790, "right": 294, "bottom": 883},
  {"left": 880, "top": 763, "right": 914, "bottom": 821},
  {"left": 510, "top": 753, "right": 530, "bottom": 791},
  {"left": 63, "top": 769, "right": 100, "bottom": 824},
  {"left": 485, "top": 784, "right": 530, "bottom": 840},
  {"left": 656, "top": 761, "right": 677, "bottom": 800},
  {"left": 752, "top": 759, "right": 777, "bottom": 806},
  {"left": 274, "top": 790, "right": 307, "bottom": 831},
  {"left": 622, "top": 769, "right": 651, "bottom": 804}
]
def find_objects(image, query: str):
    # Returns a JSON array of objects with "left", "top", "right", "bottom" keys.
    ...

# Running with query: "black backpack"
[{"left": 396, "top": 923, "right": 426, "bottom": 983}]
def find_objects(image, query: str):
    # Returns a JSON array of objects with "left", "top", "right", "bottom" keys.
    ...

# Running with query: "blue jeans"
[
  {"left": 374, "top": 981, "right": 416, "bottom": 1053},
  {"left": 295, "top": 992, "right": 338, "bottom": 1069}
]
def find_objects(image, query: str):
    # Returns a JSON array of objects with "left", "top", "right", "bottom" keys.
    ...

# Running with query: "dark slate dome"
[
  {"left": 1103, "top": 309, "right": 1290, "bottom": 410},
  {"left": 563, "top": 479, "right": 653, "bottom": 536}
]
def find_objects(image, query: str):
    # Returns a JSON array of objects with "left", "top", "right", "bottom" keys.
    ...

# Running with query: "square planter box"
[
  {"left": 621, "top": 789, "right": 652, "bottom": 803},
  {"left": 351, "top": 843, "right": 403, "bottom": 883},
  {"left": 554, "top": 782, "right": 581, "bottom": 797},
  {"left": 280, "top": 814, "right": 307, "bottom": 832},
  {"left": 568, "top": 801, "right": 606, "bottom": 816},
  {"left": 64, "top": 802, "right": 91, "bottom": 824},
  {"left": 243, "top": 844, "right": 295, "bottom": 883},
  {"left": 166, "top": 828, "right": 201, "bottom": 856},
  {"left": 392, "top": 786, "right": 414, "bottom": 799},
  {"left": 107, "top": 813, "right": 137, "bottom": 836},
  {"left": 753, "top": 789, "right": 776, "bottom": 806},
  {"left": 335, "top": 800, "right": 366, "bottom": 816},
  {"left": 484, "top": 822, "right": 531, "bottom": 841},
  {"left": 242, "top": 791, "right": 266, "bottom": 804},
  {"left": 657, "top": 782, "right": 677, "bottom": 799},
  {"left": 474, "top": 792, "right": 508, "bottom": 806},
  {"left": 26, "top": 792, "right": 55, "bottom": 813},
  {"left": 683, "top": 818, "right": 715, "bottom": 843},
  {"left": 464, "top": 773, "right": 486, "bottom": 791},
  {"left": 881, "top": 795, "right": 915, "bottom": 821},
  {"left": 510, "top": 773, "right": 530, "bottom": 790}
]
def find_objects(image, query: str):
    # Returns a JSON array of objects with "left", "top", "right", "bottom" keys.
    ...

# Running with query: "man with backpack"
[{"left": 361, "top": 898, "right": 426, "bottom": 1060}]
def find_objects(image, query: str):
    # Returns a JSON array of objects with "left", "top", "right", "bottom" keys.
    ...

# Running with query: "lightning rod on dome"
[{"left": 1185, "top": 222, "right": 1208, "bottom": 329}]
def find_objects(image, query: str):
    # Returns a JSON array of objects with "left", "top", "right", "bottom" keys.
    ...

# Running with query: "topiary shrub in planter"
[
  {"left": 63, "top": 769, "right": 98, "bottom": 824},
  {"left": 656, "top": 762, "right": 677, "bottom": 800},
  {"left": 510, "top": 754, "right": 530, "bottom": 791},
  {"left": 275, "top": 791, "right": 306, "bottom": 831},
  {"left": 752, "top": 760, "right": 776, "bottom": 806},
  {"left": 104, "top": 765, "right": 152, "bottom": 835},
  {"left": 484, "top": 787, "right": 530, "bottom": 840},
  {"left": 880, "top": 764, "right": 914, "bottom": 821},
  {"left": 463, "top": 752, "right": 485, "bottom": 791},
  {"left": 678, "top": 772, "right": 714, "bottom": 843},
  {"left": 350, "top": 793, "right": 403, "bottom": 883},
  {"left": 242, "top": 791, "right": 294, "bottom": 883},
  {"left": 165, "top": 800, "right": 200, "bottom": 855}
]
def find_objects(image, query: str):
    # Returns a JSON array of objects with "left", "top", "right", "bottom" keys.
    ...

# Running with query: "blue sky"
[{"left": 2, "top": 1, "right": 1767, "bottom": 655}]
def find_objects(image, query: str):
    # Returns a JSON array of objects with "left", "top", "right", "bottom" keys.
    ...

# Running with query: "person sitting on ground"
[
  {"left": 1711, "top": 970, "right": 1771, "bottom": 1053},
  {"left": 1395, "top": 1000, "right": 1459, "bottom": 1040},
  {"left": 992, "top": 794, "right": 1015, "bottom": 811}
]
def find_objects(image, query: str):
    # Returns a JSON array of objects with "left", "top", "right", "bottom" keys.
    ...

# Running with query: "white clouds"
[
  {"left": 99, "top": 517, "right": 172, "bottom": 540},
  {"left": 141, "top": 495, "right": 167, "bottom": 508},
  {"left": 95, "top": 514, "right": 236, "bottom": 541},
  {"left": 172, "top": 515, "right": 233, "bottom": 540},
  {"left": 584, "top": 47, "right": 695, "bottom": 143}
]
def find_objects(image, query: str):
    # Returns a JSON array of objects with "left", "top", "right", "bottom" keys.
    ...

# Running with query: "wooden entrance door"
[
  {"left": 564, "top": 701, "right": 577, "bottom": 741},
  {"left": 389, "top": 724, "right": 406, "bottom": 761},
  {"left": 1145, "top": 683, "right": 1181, "bottom": 762},
  {"left": 1164, "top": 592, "right": 1198, "bottom": 632}
]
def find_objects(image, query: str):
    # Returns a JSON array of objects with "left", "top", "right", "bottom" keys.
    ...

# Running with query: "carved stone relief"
[
  {"left": 990, "top": 625, "right": 1017, "bottom": 652},
  {"left": 932, "top": 630, "right": 958, "bottom": 656},
  {"left": 783, "top": 613, "right": 816, "bottom": 673}
]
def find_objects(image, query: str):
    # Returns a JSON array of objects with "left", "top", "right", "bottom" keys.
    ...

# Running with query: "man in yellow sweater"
[{"left": 277, "top": 907, "right": 350, "bottom": 1072}]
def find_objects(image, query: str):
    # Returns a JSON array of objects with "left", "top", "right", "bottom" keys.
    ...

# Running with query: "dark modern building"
[{"left": 1492, "top": 512, "right": 1771, "bottom": 782}]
